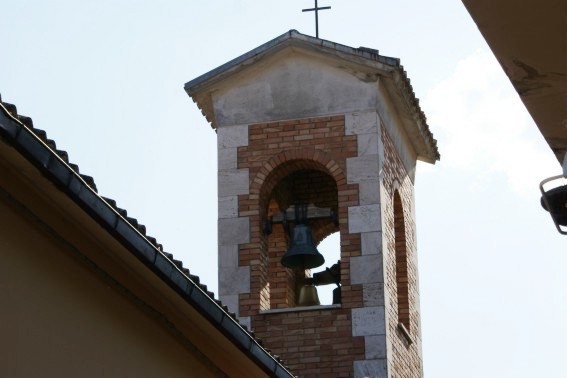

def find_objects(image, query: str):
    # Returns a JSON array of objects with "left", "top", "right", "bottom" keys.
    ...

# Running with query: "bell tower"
[{"left": 186, "top": 30, "right": 439, "bottom": 378}]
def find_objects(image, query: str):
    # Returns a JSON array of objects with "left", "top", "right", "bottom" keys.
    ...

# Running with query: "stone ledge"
[{"left": 259, "top": 304, "right": 341, "bottom": 314}]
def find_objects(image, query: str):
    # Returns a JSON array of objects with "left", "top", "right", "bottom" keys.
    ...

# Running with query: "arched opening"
[
  {"left": 393, "top": 190, "right": 410, "bottom": 331},
  {"left": 261, "top": 163, "right": 341, "bottom": 309}
]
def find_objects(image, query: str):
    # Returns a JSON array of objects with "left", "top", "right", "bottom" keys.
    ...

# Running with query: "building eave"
[{"left": 462, "top": 0, "right": 567, "bottom": 164}]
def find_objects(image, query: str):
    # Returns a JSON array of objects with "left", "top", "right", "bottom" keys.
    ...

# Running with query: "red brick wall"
[
  {"left": 394, "top": 190, "right": 410, "bottom": 331},
  {"left": 253, "top": 308, "right": 364, "bottom": 377},
  {"left": 382, "top": 127, "right": 423, "bottom": 377},
  {"left": 236, "top": 115, "right": 365, "bottom": 376}
]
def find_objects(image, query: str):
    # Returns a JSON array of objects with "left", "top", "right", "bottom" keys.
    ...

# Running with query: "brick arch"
[
  {"left": 390, "top": 178, "right": 402, "bottom": 195},
  {"left": 256, "top": 149, "right": 346, "bottom": 309},
  {"left": 253, "top": 149, "right": 346, "bottom": 244},
  {"left": 251, "top": 148, "right": 345, "bottom": 208}
]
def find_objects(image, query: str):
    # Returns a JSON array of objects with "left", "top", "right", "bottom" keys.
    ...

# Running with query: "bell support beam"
[{"left": 262, "top": 203, "right": 338, "bottom": 235}]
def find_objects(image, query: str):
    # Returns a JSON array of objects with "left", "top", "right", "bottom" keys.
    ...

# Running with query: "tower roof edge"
[{"left": 185, "top": 30, "right": 439, "bottom": 163}]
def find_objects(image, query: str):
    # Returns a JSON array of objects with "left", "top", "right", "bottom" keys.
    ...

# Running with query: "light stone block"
[
  {"left": 361, "top": 232, "right": 381, "bottom": 255},
  {"left": 211, "top": 57, "right": 378, "bottom": 127},
  {"left": 219, "top": 266, "right": 250, "bottom": 295},
  {"left": 363, "top": 283, "right": 385, "bottom": 307},
  {"left": 358, "top": 181, "right": 380, "bottom": 206},
  {"left": 218, "top": 217, "right": 250, "bottom": 246},
  {"left": 218, "top": 169, "right": 249, "bottom": 197},
  {"left": 217, "top": 124, "right": 249, "bottom": 148},
  {"left": 347, "top": 155, "right": 380, "bottom": 184},
  {"left": 218, "top": 245, "right": 239, "bottom": 268},
  {"left": 220, "top": 294, "right": 239, "bottom": 317},
  {"left": 239, "top": 316, "right": 252, "bottom": 332},
  {"left": 348, "top": 204, "right": 381, "bottom": 233},
  {"left": 219, "top": 196, "right": 238, "bottom": 219},
  {"left": 358, "top": 132, "right": 379, "bottom": 156},
  {"left": 346, "top": 112, "right": 378, "bottom": 136},
  {"left": 364, "top": 335, "right": 387, "bottom": 359},
  {"left": 353, "top": 359, "right": 388, "bottom": 378},
  {"left": 218, "top": 147, "right": 237, "bottom": 170},
  {"left": 377, "top": 116, "right": 385, "bottom": 163},
  {"left": 350, "top": 255, "right": 382, "bottom": 285},
  {"left": 352, "top": 306, "right": 385, "bottom": 336}
]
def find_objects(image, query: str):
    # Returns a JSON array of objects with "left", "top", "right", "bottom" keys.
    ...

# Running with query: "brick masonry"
[
  {"left": 217, "top": 111, "right": 423, "bottom": 377},
  {"left": 381, "top": 125, "right": 423, "bottom": 377}
]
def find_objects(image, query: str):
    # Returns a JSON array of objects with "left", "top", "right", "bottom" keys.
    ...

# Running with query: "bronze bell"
[
  {"left": 281, "top": 224, "right": 325, "bottom": 269},
  {"left": 297, "top": 285, "right": 320, "bottom": 306}
]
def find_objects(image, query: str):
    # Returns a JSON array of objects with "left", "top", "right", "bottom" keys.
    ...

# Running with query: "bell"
[
  {"left": 297, "top": 285, "right": 320, "bottom": 306},
  {"left": 281, "top": 224, "right": 325, "bottom": 269},
  {"left": 332, "top": 286, "right": 341, "bottom": 305}
]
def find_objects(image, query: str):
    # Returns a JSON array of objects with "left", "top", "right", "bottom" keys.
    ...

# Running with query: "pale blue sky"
[{"left": 2, "top": 1, "right": 565, "bottom": 376}]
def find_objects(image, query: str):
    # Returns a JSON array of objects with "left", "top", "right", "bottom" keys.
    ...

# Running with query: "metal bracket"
[{"left": 539, "top": 174, "right": 567, "bottom": 235}]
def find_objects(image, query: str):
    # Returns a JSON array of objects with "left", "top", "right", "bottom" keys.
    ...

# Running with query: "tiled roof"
[{"left": 0, "top": 93, "right": 294, "bottom": 378}]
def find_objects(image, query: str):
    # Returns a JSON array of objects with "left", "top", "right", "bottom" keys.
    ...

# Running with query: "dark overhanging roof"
[
  {"left": 0, "top": 94, "right": 295, "bottom": 378},
  {"left": 462, "top": 0, "right": 567, "bottom": 164},
  {"left": 185, "top": 29, "right": 440, "bottom": 163}
]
